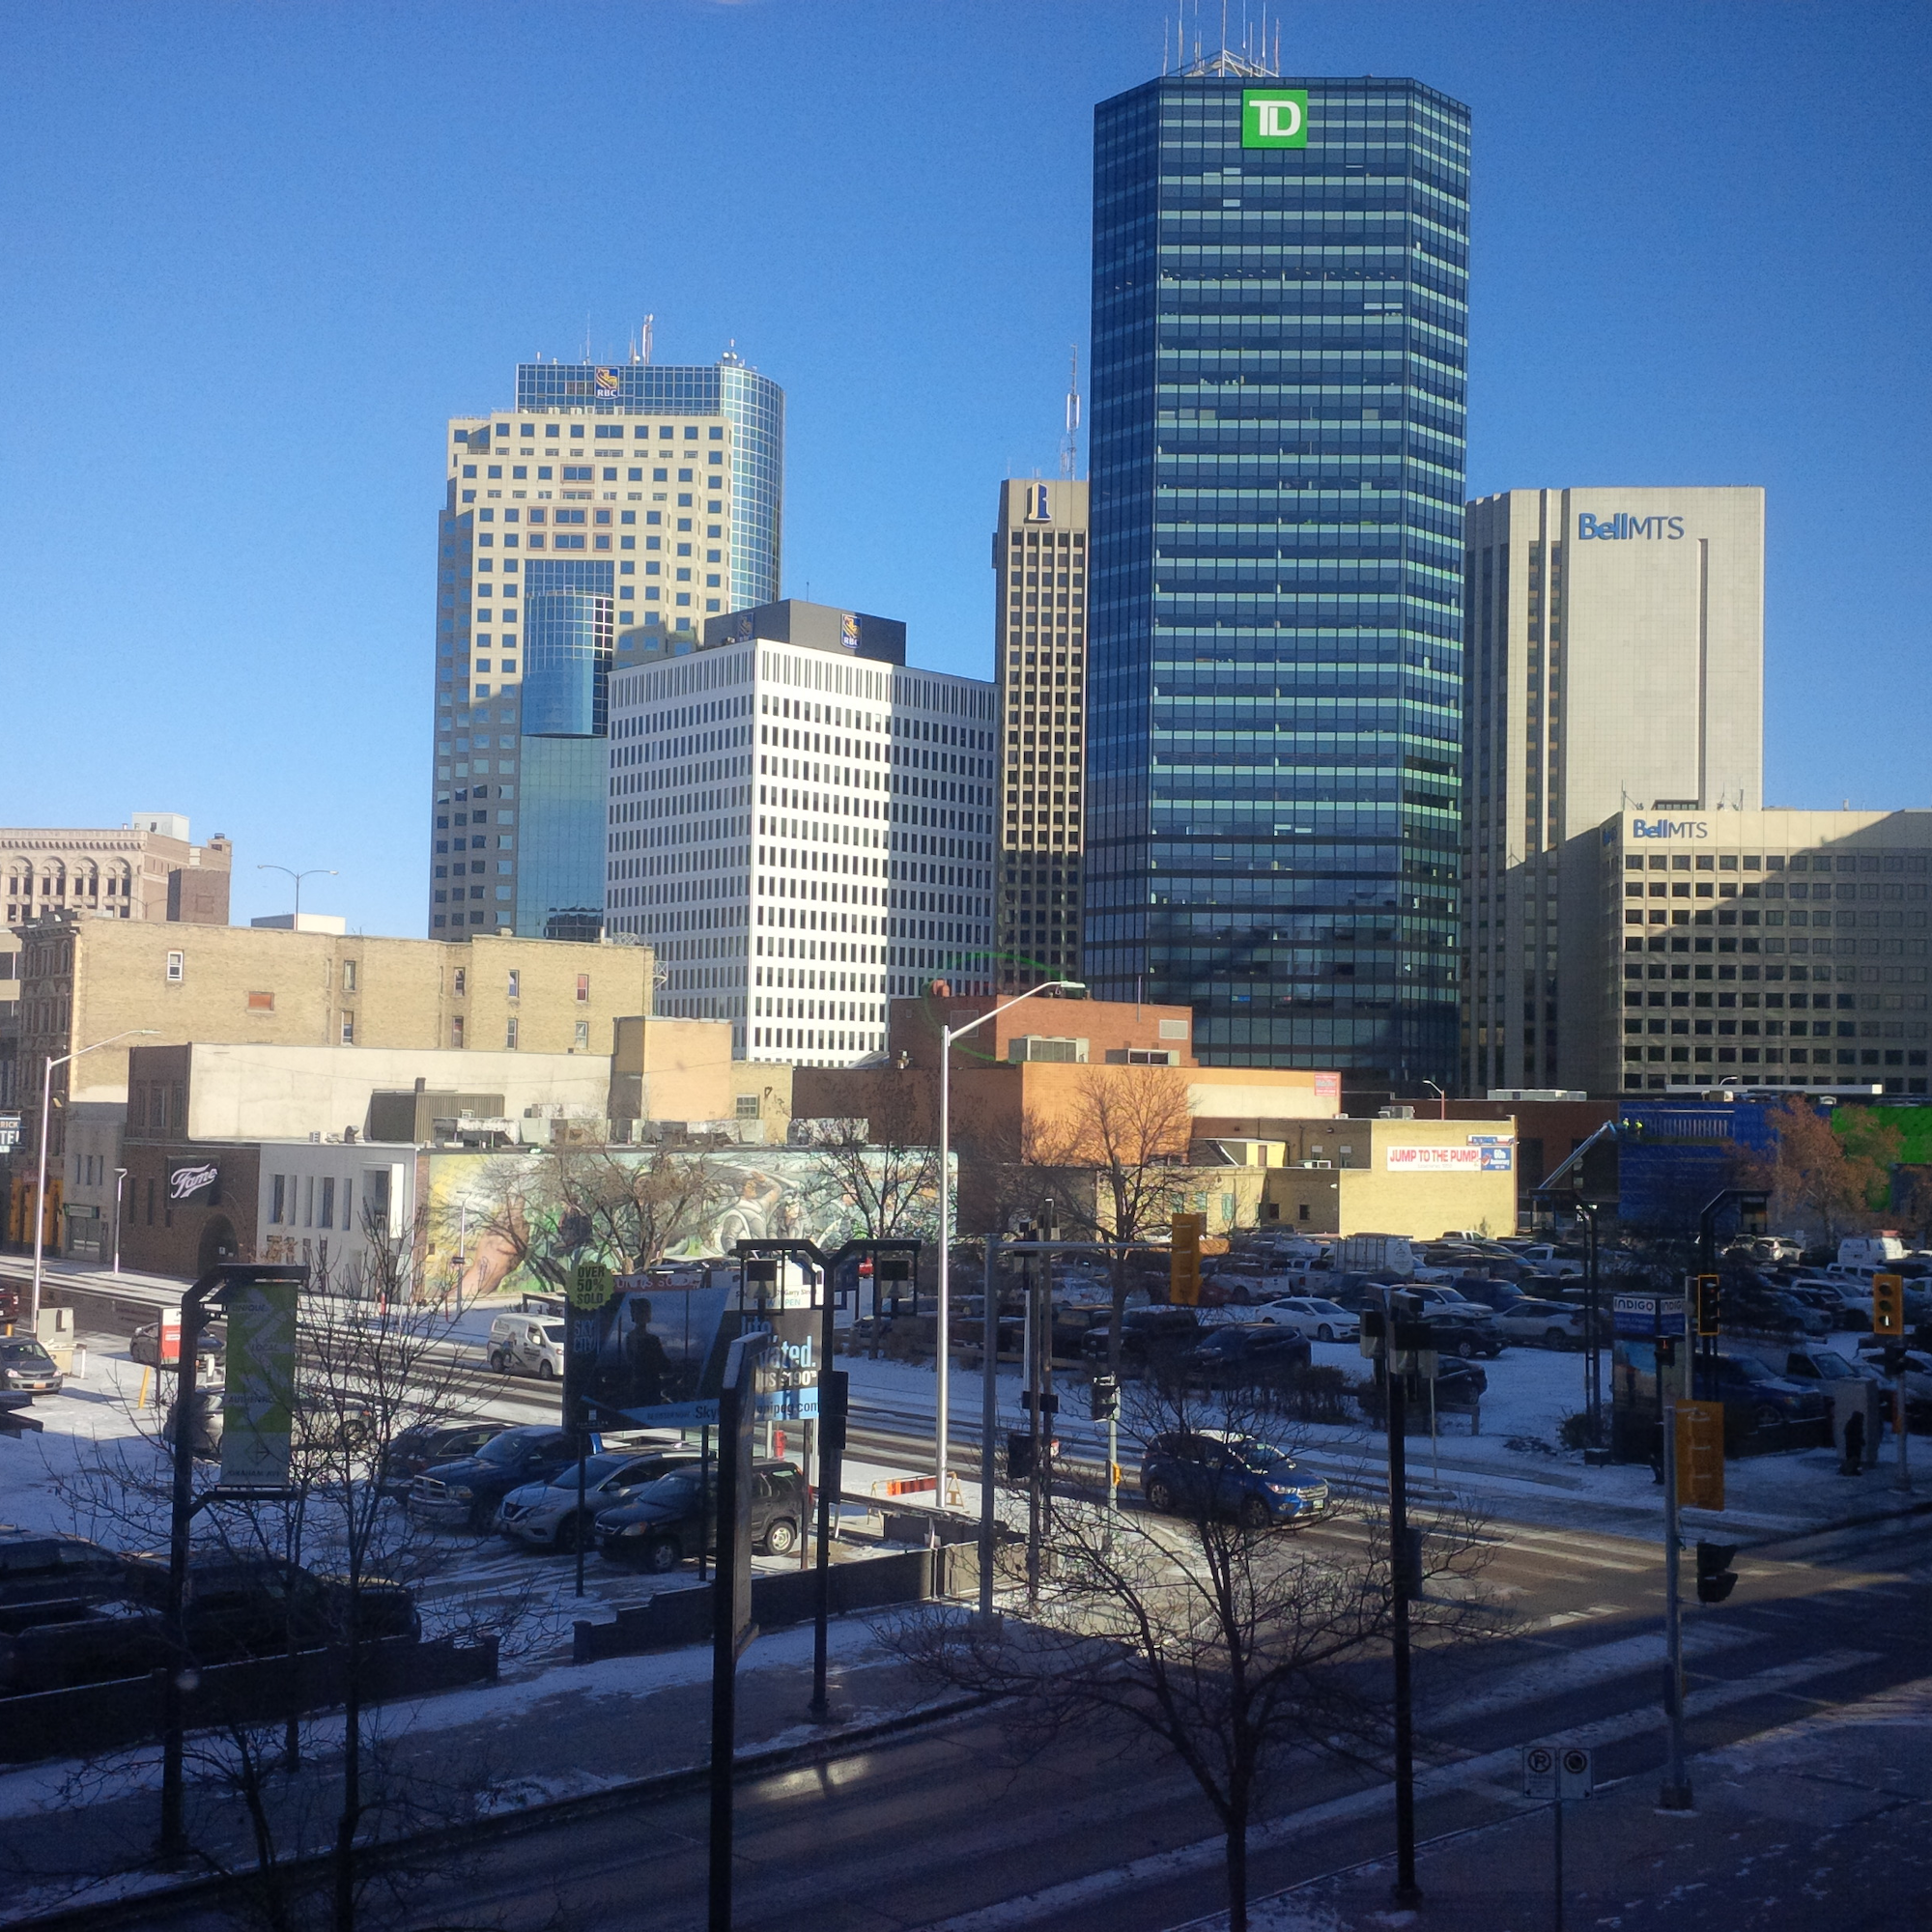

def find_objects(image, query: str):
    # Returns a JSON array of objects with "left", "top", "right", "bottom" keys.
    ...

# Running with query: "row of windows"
[
  {"left": 464, "top": 421, "right": 724, "bottom": 442},
  {"left": 462, "top": 465, "right": 724, "bottom": 486}
]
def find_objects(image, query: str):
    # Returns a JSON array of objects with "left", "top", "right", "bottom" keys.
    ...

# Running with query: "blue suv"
[{"left": 1140, "top": 1430, "right": 1330, "bottom": 1528}]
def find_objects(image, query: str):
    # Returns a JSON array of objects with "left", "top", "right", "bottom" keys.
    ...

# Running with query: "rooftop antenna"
[
  {"left": 1061, "top": 346, "right": 1082, "bottom": 480},
  {"left": 1162, "top": 14, "right": 1169, "bottom": 73},
  {"left": 584, "top": 315, "right": 593, "bottom": 362},
  {"left": 640, "top": 314, "right": 655, "bottom": 364}
]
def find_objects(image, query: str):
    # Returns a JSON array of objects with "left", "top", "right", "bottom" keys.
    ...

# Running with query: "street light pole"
[
  {"left": 112, "top": 1168, "right": 127, "bottom": 1275},
  {"left": 1423, "top": 1080, "right": 1446, "bottom": 1120},
  {"left": 255, "top": 864, "right": 337, "bottom": 925},
  {"left": 31, "top": 1029, "right": 158, "bottom": 1328},
  {"left": 933, "top": 979, "right": 1084, "bottom": 1505}
]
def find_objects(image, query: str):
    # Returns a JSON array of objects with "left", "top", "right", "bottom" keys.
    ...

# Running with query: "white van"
[
  {"left": 1837, "top": 1236, "right": 1908, "bottom": 1269},
  {"left": 487, "top": 1313, "right": 566, "bottom": 1380}
]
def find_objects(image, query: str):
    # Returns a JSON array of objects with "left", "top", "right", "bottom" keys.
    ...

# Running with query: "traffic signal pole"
[{"left": 1659, "top": 1393, "right": 1692, "bottom": 1809}]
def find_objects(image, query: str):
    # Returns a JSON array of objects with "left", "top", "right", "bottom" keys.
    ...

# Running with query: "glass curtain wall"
[{"left": 1085, "top": 73, "right": 1468, "bottom": 1090}]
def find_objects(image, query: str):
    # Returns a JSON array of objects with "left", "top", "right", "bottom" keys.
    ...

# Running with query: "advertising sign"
[
  {"left": 159, "top": 1312, "right": 182, "bottom": 1368},
  {"left": 1613, "top": 1293, "right": 1686, "bottom": 1339},
  {"left": 0, "top": 1114, "right": 19, "bottom": 1151},
  {"left": 1241, "top": 88, "right": 1308, "bottom": 148},
  {"left": 1384, "top": 1146, "right": 1485, "bottom": 1172},
  {"left": 219, "top": 1278, "right": 298, "bottom": 1490},
  {"left": 167, "top": 1161, "right": 221, "bottom": 1206}
]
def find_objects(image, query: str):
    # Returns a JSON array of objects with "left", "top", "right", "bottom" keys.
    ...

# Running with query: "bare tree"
[
  {"left": 1758, "top": 1096, "right": 1885, "bottom": 1246},
  {"left": 886, "top": 1379, "right": 1497, "bottom": 1932},
  {"left": 32, "top": 1215, "right": 536, "bottom": 1931},
  {"left": 1025, "top": 1065, "right": 1197, "bottom": 1373},
  {"left": 791, "top": 1087, "right": 941, "bottom": 1243}
]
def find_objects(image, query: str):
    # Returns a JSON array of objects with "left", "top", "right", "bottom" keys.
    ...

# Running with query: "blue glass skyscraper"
[{"left": 1084, "top": 64, "right": 1468, "bottom": 1091}]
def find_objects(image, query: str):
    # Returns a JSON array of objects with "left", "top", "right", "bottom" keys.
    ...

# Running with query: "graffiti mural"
[{"left": 418, "top": 1146, "right": 946, "bottom": 1304}]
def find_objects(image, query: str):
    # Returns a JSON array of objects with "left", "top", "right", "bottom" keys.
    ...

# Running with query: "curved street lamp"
[{"left": 256, "top": 864, "right": 338, "bottom": 924}]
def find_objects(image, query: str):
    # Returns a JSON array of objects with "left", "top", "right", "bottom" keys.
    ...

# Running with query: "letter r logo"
[{"left": 1242, "top": 89, "right": 1308, "bottom": 148}]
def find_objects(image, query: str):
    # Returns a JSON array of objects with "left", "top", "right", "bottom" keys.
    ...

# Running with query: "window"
[
  {"left": 576, "top": 973, "right": 589, "bottom": 1003},
  {"left": 270, "top": 1175, "right": 286, "bottom": 1225},
  {"left": 320, "top": 1177, "right": 335, "bottom": 1230},
  {"left": 505, "top": 1016, "right": 519, "bottom": 1049},
  {"left": 450, "top": 1015, "right": 465, "bottom": 1048},
  {"left": 453, "top": 967, "right": 467, "bottom": 996},
  {"left": 507, "top": 969, "right": 521, "bottom": 1000},
  {"left": 246, "top": 990, "right": 273, "bottom": 1011},
  {"left": 735, "top": 1093, "right": 760, "bottom": 1121},
  {"left": 574, "top": 1020, "right": 589, "bottom": 1049},
  {"left": 340, "top": 1010, "right": 355, "bottom": 1044},
  {"left": 165, "top": 951, "right": 184, "bottom": 982},
  {"left": 342, "top": 959, "right": 358, "bottom": 992}
]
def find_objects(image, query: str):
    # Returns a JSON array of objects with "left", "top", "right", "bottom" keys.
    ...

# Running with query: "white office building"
[
  {"left": 1461, "top": 486, "right": 1765, "bottom": 1094},
  {"left": 605, "top": 601, "right": 998, "bottom": 1066}
]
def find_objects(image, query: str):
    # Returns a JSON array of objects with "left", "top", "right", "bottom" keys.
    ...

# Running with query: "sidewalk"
[{"left": 1179, "top": 1675, "right": 1932, "bottom": 1932}]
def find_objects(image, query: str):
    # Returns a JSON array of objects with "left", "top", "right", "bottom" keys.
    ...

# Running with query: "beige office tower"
[
  {"left": 993, "top": 478, "right": 1090, "bottom": 989},
  {"left": 1460, "top": 487, "right": 1764, "bottom": 1094}
]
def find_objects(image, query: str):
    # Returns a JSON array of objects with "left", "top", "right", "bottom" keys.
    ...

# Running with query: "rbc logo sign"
[{"left": 1577, "top": 512, "right": 1686, "bottom": 541}]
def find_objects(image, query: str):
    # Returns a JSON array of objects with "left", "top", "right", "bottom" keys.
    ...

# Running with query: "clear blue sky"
[{"left": 3, "top": 2, "right": 1925, "bottom": 935}]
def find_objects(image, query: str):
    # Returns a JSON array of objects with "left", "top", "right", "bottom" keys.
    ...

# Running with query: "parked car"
[
  {"left": 498, "top": 1448, "right": 700, "bottom": 1553},
  {"left": 1251, "top": 1296, "right": 1360, "bottom": 1343},
  {"left": 486, "top": 1313, "right": 566, "bottom": 1380},
  {"left": 119, "top": 1550, "right": 420, "bottom": 1653},
  {"left": 128, "top": 1321, "right": 226, "bottom": 1370},
  {"left": 596, "top": 1460, "right": 807, "bottom": 1572},
  {"left": 1355, "top": 1360, "right": 1490, "bottom": 1427},
  {"left": 0, "top": 1553, "right": 422, "bottom": 1692},
  {"left": 1704, "top": 1355, "right": 1831, "bottom": 1431},
  {"left": 0, "top": 1338, "right": 63, "bottom": 1396},
  {"left": 165, "top": 1389, "right": 375, "bottom": 1460},
  {"left": 1780, "top": 1347, "right": 1888, "bottom": 1388},
  {"left": 1491, "top": 1297, "right": 1590, "bottom": 1350},
  {"left": 382, "top": 1418, "right": 518, "bottom": 1495},
  {"left": 0, "top": 1530, "right": 127, "bottom": 1612},
  {"left": 408, "top": 1425, "right": 583, "bottom": 1531},
  {"left": 1139, "top": 1430, "right": 1329, "bottom": 1527},
  {"left": 1078, "top": 1306, "right": 1204, "bottom": 1375},
  {"left": 1177, "top": 1324, "right": 1314, "bottom": 1391}
]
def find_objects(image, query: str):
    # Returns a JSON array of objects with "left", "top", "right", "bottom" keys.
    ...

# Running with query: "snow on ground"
[{"left": 836, "top": 1333, "right": 1919, "bottom": 1536}]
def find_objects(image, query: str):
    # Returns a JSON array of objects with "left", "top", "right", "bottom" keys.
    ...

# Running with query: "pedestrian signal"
[{"left": 1694, "top": 1540, "right": 1738, "bottom": 1605}]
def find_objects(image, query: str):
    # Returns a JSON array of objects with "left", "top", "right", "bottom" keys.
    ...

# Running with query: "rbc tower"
[{"left": 1084, "top": 66, "right": 1468, "bottom": 1092}]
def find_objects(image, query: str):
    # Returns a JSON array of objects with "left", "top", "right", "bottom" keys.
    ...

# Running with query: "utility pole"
[
  {"left": 977, "top": 1236, "right": 1001, "bottom": 1624},
  {"left": 1385, "top": 1297, "right": 1423, "bottom": 1909},
  {"left": 1659, "top": 1337, "right": 1692, "bottom": 1809}
]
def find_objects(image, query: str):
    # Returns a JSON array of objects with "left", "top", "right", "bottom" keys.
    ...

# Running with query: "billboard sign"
[
  {"left": 219, "top": 1278, "right": 298, "bottom": 1489},
  {"left": 1385, "top": 1146, "right": 1486, "bottom": 1172},
  {"left": 0, "top": 1114, "right": 19, "bottom": 1151}
]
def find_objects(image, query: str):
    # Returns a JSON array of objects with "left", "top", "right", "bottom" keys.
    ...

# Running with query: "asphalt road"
[{"left": 116, "top": 1506, "right": 1932, "bottom": 1932}]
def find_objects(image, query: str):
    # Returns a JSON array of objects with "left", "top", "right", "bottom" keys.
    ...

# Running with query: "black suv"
[
  {"left": 407, "top": 1425, "right": 582, "bottom": 1531},
  {"left": 596, "top": 1460, "right": 808, "bottom": 1573},
  {"left": 1079, "top": 1306, "right": 1204, "bottom": 1375},
  {"left": 1177, "top": 1323, "right": 1313, "bottom": 1392}
]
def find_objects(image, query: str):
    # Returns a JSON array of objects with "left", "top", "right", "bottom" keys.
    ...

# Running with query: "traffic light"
[
  {"left": 1873, "top": 1272, "right": 1905, "bottom": 1337},
  {"left": 1170, "top": 1212, "right": 1205, "bottom": 1307},
  {"left": 1692, "top": 1272, "right": 1722, "bottom": 1339},
  {"left": 1694, "top": 1540, "right": 1739, "bottom": 1605},
  {"left": 1089, "top": 1374, "right": 1120, "bottom": 1422}
]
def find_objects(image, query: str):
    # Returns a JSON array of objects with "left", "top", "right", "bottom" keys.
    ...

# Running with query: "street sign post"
[{"left": 1521, "top": 1746, "right": 1593, "bottom": 1931}]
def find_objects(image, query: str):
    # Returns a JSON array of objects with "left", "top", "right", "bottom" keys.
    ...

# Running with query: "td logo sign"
[{"left": 1242, "top": 89, "right": 1308, "bottom": 148}]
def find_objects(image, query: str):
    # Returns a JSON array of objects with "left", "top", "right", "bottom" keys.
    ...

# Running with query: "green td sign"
[{"left": 1242, "top": 88, "right": 1307, "bottom": 148}]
